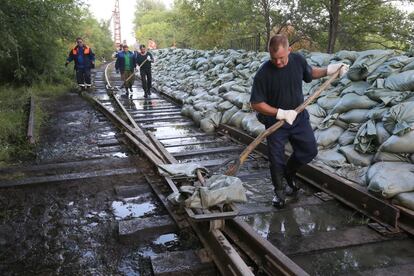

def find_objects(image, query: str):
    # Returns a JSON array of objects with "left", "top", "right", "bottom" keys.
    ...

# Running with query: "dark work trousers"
[
  {"left": 140, "top": 68, "right": 152, "bottom": 93},
  {"left": 265, "top": 112, "right": 317, "bottom": 192},
  {"left": 76, "top": 68, "right": 91, "bottom": 86}
]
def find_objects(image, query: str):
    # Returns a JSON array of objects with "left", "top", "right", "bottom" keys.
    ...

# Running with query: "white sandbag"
[
  {"left": 315, "top": 125, "right": 345, "bottom": 148},
  {"left": 331, "top": 93, "right": 378, "bottom": 114},
  {"left": 392, "top": 192, "right": 414, "bottom": 210},
  {"left": 380, "top": 130, "right": 414, "bottom": 153},
  {"left": 367, "top": 162, "right": 414, "bottom": 198},
  {"left": 339, "top": 145, "right": 373, "bottom": 167}
]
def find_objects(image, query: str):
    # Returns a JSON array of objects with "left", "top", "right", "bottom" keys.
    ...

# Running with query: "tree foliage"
[
  {"left": 0, "top": 0, "right": 113, "bottom": 84},
  {"left": 133, "top": 0, "right": 414, "bottom": 53}
]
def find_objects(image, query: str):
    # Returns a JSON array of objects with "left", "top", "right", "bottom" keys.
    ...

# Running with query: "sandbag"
[
  {"left": 375, "top": 122, "right": 391, "bottom": 145},
  {"left": 365, "top": 88, "right": 414, "bottom": 106},
  {"left": 339, "top": 145, "right": 373, "bottom": 167},
  {"left": 354, "top": 120, "right": 377, "bottom": 153},
  {"left": 228, "top": 110, "right": 250, "bottom": 128},
  {"left": 384, "top": 70, "right": 414, "bottom": 91},
  {"left": 222, "top": 91, "right": 250, "bottom": 109},
  {"left": 317, "top": 94, "right": 341, "bottom": 111},
  {"left": 309, "top": 53, "right": 332, "bottom": 66},
  {"left": 309, "top": 114, "right": 324, "bottom": 130},
  {"left": 333, "top": 50, "right": 359, "bottom": 62},
  {"left": 373, "top": 152, "right": 411, "bottom": 163},
  {"left": 366, "top": 55, "right": 412, "bottom": 84},
  {"left": 338, "top": 130, "right": 357, "bottom": 146},
  {"left": 331, "top": 93, "right": 378, "bottom": 114},
  {"left": 241, "top": 113, "right": 265, "bottom": 137},
  {"left": 367, "top": 162, "right": 414, "bottom": 198},
  {"left": 392, "top": 192, "right": 414, "bottom": 210},
  {"left": 339, "top": 109, "right": 370, "bottom": 123},
  {"left": 315, "top": 125, "right": 345, "bottom": 148},
  {"left": 347, "top": 50, "right": 393, "bottom": 81},
  {"left": 306, "top": 104, "right": 327, "bottom": 118},
  {"left": 221, "top": 106, "right": 239, "bottom": 124},
  {"left": 200, "top": 111, "right": 222, "bottom": 133},
  {"left": 315, "top": 148, "right": 347, "bottom": 167},
  {"left": 335, "top": 165, "right": 368, "bottom": 186},
  {"left": 382, "top": 101, "right": 414, "bottom": 136},
  {"left": 217, "top": 101, "right": 234, "bottom": 111},
  {"left": 340, "top": 81, "right": 370, "bottom": 96},
  {"left": 379, "top": 130, "right": 414, "bottom": 153}
]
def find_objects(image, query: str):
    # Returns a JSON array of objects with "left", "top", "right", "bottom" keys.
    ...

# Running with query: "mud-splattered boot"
[
  {"left": 270, "top": 169, "right": 286, "bottom": 209},
  {"left": 285, "top": 158, "right": 301, "bottom": 197}
]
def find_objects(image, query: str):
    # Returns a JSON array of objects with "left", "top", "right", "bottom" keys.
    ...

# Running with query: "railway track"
[
  {"left": 1, "top": 64, "right": 413, "bottom": 275},
  {"left": 93, "top": 62, "right": 414, "bottom": 275}
]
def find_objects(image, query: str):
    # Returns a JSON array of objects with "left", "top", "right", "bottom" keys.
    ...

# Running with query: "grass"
[{"left": 0, "top": 82, "right": 72, "bottom": 167}]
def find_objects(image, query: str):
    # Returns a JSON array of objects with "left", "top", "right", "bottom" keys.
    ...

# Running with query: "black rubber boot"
[
  {"left": 270, "top": 169, "right": 286, "bottom": 209},
  {"left": 284, "top": 158, "right": 301, "bottom": 197}
]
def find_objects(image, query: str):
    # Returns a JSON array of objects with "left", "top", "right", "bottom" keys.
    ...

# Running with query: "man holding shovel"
[
  {"left": 250, "top": 34, "right": 348, "bottom": 208},
  {"left": 115, "top": 44, "right": 137, "bottom": 95},
  {"left": 136, "top": 45, "right": 154, "bottom": 98}
]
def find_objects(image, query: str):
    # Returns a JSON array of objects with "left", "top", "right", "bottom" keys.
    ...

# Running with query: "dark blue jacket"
[
  {"left": 115, "top": 51, "right": 137, "bottom": 73},
  {"left": 67, "top": 45, "right": 95, "bottom": 70}
]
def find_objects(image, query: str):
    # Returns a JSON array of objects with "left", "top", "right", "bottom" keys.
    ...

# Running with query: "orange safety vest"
[{"left": 72, "top": 46, "right": 90, "bottom": 55}]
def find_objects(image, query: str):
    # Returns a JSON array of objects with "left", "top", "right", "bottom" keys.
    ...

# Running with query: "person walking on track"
[
  {"left": 136, "top": 44, "right": 154, "bottom": 98},
  {"left": 65, "top": 37, "right": 95, "bottom": 91},
  {"left": 115, "top": 44, "right": 137, "bottom": 94},
  {"left": 250, "top": 34, "right": 349, "bottom": 208}
]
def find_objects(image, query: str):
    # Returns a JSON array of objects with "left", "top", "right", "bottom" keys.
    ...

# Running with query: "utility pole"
[{"left": 113, "top": 0, "right": 121, "bottom": 48}]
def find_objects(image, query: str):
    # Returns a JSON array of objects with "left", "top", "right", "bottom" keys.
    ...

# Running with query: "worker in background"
[
  {"left": 250, "top": 34, "right": 349, "bottom": 208},
  {"left": 136, "top": 44, "right": 154, "bottom": 98},
  {"left": 115, "top": 44, "right": 137, "bottom": 94},
  {"left": 65, "top": 37, "right": 95, "bottom": 90},
  {"left": 148, "top": 38, "right": 157, "bottom": 50}
]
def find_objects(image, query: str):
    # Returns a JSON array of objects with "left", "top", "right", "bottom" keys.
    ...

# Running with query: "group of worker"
[
  {"left": 65, "top": 37, "right": 154, "bottom": 98},
  {"left": 65, "top": 34, "right": 350, "bottom": 210}
]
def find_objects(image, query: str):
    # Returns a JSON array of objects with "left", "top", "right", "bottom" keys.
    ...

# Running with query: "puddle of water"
[
  {"left": 242, "top": 202, "right": 360, "bottom": 239},
  {"left": 153, "top": 233, "right": 178, "bottom": 245},
  {"left": 112, "top": 152, "right": 128, "bottom": 158},
  {"left": 131, "top": 99, "right": 171, "bottom": 110},
  {"left": 111, "top": 201, "right": 156, "bottom": 220},
  {"left": 152, "top": 126, "right": 199, "bottom": 139},
  {"left": 98, "top": 131, "right": 116, "bottom": 138},
  {"left": 293, "top": 239, "right": 414, "bottom": 275}
]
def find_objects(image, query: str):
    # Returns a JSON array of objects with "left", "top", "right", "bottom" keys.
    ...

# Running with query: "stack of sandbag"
[{"left": 152, "top": 47, "right": 414, "bottom": 211}]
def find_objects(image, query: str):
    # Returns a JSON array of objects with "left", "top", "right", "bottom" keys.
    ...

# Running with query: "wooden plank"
[{"left": 141, "top": 121, "right": 194, "bottom": 129}]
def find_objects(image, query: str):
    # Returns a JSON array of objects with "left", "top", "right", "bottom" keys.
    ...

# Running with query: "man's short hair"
[
  {"left": 140, "top": 44, "right": 146, "bottom": 49},
  {"left": 123, "top": 45, "right": 129, "bottom": 49},
  {"left": 268, "top": 34, "right": 289, "bottom": 52},
  {"left": 76, "top": 37, "right": 83, "bottom": 42}
]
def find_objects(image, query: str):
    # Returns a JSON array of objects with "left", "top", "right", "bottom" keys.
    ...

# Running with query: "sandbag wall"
[{"left": 152, "top": 48, "right": 414, "bottom": 211}]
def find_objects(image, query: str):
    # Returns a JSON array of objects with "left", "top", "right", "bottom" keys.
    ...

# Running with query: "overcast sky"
[
  {"left": 86, "top": 0, "right": 174, "bottom": 46},
  {"left": 86, "top": 0, "right": 413, "bottom": 46}
]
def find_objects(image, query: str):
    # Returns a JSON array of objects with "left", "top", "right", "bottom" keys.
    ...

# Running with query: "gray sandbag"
[
  {"left": 340, "top": 81, "right": 370, "bottom": 96},
  {"left": 379, "top": 130, "right": 414, "bottom": 153},
  {"left": 354, "top": 120, "right": 377, "bottom": 153},
  {"left": 218, "top": 81, "right": 237, "bottom": 93},
  {"left": 338, "top": 129, "right": 357, "bottom": 146},
  {"left": 365, "top": 88, "right": 414, "bottom": 106},
  {"left": 367, "top": 162, "right": 414, "bottom": 198},
  {"left": 375, "top": 122, "right": 391, "bottom": 145},
  {"left": 158, "top": 163, "right": 208, "bottom": 178},
  {"left": 315, "top": 148, "right": 347, "bottom": 167},
  {"left": 221, "top": 106, "right": 239, "bottom": 124},
  {"left": 223, "top": 91, "right": 250, "bottom": 109},
  {"left": 373, "top": 152, "right": 411, "bottom": 163},
  {"left": 315, "top": 125, "right": 345, "bottom": 148},
  {"left": 339, "top": 109, "right": 370, "bottom": 123},
  {"left": 382, "top": 101, "right": 414, "bottom": 136},
  {"left": 228, "top": 110, "right": 250, "bottom": 129},
  {"left": 347, "top": 49, "right": 394, "bottom": 81},
  {"left": 384, "top": 70, "right": 414, "bottom": 91},
  {"left": 190, "top": 110, "right": 203, "bottom": 124},
  {"left": 217, "top": 101, "right": 234, "bottom": 111},
  {"left": 331, "top": 93, "right": 378, "bottom": 114},
  {"left": 181, "top": 104, "right": 193, "bottom": 117},
  {"left": 309, "top": 114, "right": 324, "bottom": 130},
  {"left": 333, "top": 50, "right": 359, "bottom": 62},
  {"left": 185, "top": 175, "right": 247, "bottom": 209},
  {"left": 402, "top": 59, "right": 414, "bottom": 71},
  {"left": 241, "top": 112, "right": 265, "bottom": 137},
  {"left": 306, "top": 104, "right": 327, "bottom": 118},
  {"left": 309, "top": 53, "right": 332, "bottom": 66},
  {"left": 317, "top": 94, "right": 341, "bottom": 111},
  {"left": 335, "top": 165, "right": 368, "bottom": 186},
  {"left": 339, "top": 144, "right": 373, "bottom": 167},
  {"left": 218, "top": 72, "right": 234, "bottom": 82},
  {"left": 366, "top": 55, "right": 412, "bottom": 84},
  {"left": 392, "top": 192, "right": 414, "bottom": 210},
  {"left": 302, "top": 79, "right": 322, "bottom": 96},
  {"left": 200, "top": 111, "right": 222, "bottom": 133}
]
